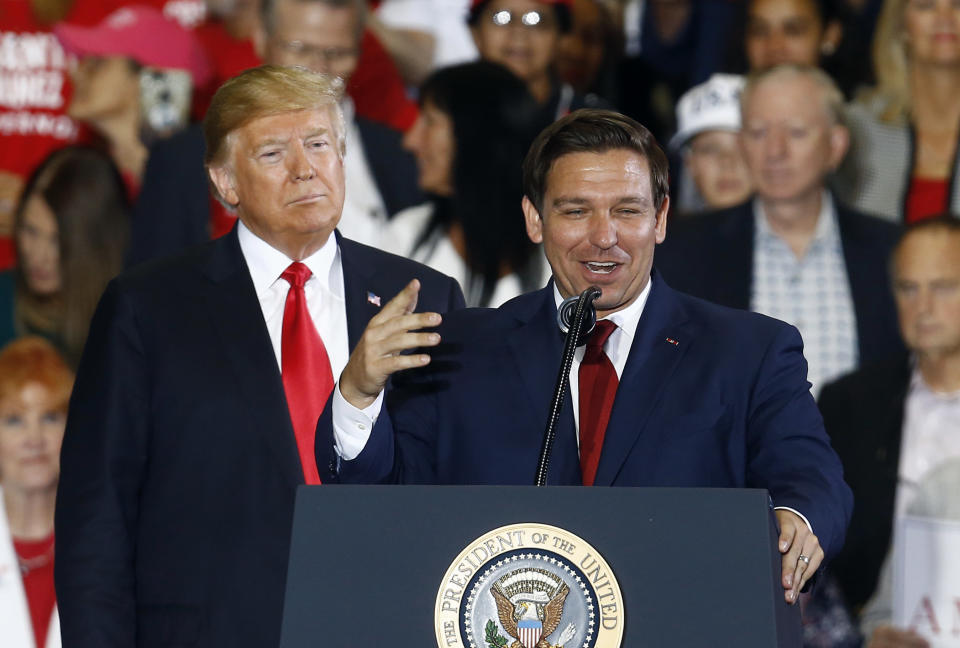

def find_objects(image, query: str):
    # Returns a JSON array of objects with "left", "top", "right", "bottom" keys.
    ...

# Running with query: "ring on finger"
[{"left": 798, "top": 554, "right": 811, "bottom": 565}]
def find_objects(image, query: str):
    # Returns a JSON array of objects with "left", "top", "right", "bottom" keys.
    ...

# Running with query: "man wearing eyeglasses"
[
  {"left": 468, "top": 0, "right": 608, "bottom": 121},
  {"left": 129, "top": 0, "right": 423, "bottom": 264}
]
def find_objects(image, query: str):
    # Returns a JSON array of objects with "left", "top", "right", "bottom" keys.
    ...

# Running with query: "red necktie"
[
  {"left": 578, "top": 319, "right": 618, "bottom": 486},
  {"left": 280, "top": 262, "right": 334, "bottom": 485}
]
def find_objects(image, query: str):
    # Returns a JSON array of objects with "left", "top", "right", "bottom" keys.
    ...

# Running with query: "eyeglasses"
[
  {"left": 489, "top": 9, "right": 555, "bottom": 29},
  {"left": 271, "top": 38, "right": 359, "bottom": 66}
]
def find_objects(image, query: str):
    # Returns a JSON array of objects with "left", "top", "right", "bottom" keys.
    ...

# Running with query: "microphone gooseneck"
[{"left": 534, "top": 285, "right": 602, "bottom": 487}]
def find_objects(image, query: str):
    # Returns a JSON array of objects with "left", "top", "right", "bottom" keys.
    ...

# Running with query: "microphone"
[
  {"left": 535, "top": 286, "right": 602, "bottom": 486},
  {"left": 557, "top": 293, "right": 599, "bottom": 346}
]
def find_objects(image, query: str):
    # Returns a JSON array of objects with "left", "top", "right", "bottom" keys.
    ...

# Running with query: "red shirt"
[
  {"left": 906, "top": 176, "right": 950, "bottom": 224},
  {"left": 191, "top": 19, "right": 261, "bottom": 118},
  {"left": 13, "top": 533, "right": 56, "bottom": 648},
  {"left": 348, "top": 31, "right": 418, "bottom": 132},
  {"left": 0, "top": 0, "right": 109, "bottom": 179}
]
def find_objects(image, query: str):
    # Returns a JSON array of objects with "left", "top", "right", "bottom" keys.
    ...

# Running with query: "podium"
[{"left": 279, "top": 485, "right": 801, "bottom": 647}]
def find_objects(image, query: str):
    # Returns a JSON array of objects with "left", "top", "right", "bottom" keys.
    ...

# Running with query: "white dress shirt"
[
  {"left": 895, "top": 366, "right": 960, "bottom": 519},
  {"left": 238, "top": 221, "right": 382, "bottom": 451},
  {"left": 553, "top": 280, "right": 650, "bottom": 441}
]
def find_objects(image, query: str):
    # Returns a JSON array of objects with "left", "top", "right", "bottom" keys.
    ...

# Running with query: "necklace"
[{"left": 16, "top": 542, "right": 55, "bottom": 576}]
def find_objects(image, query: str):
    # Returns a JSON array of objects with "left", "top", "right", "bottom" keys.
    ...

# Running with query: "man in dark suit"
[
  {"left": 320, "top": 109, "right": 853, "bottom": 606},
  {"left": 656, "top": 64, "right": 902, "bottom": 396},
  {"left": 128, "top": 0, "right": 422, "bottom": 266},
  {"left": 819, "top": 216, "right": 960, "bottom": 646},
  {"left": 54, "top": 66, "right": 463, "bottom": 648}
]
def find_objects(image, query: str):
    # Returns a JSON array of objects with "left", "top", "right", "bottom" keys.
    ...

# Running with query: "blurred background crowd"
[{"left": 1, "top": 0, "right": 959, "bottom": 646}]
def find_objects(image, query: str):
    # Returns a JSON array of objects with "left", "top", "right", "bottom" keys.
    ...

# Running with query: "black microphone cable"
[{"left": 534, "top": 285, "right": 602, "bottom": 486}]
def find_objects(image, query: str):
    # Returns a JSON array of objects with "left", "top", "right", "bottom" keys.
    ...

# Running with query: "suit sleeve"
[
  {"left": 315, "top": 271, "right": 464, "bottom": 483},
  {"left": 55, "top": 280, "right": 150, "bottom": 647},
  {"left": 746, "top": 324, "right": 853, "bottom": 560}
]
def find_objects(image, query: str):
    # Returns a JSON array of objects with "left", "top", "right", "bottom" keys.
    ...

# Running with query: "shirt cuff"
[
  {"left": 773, "top": 506, "right": 813, "bottom": 534},
  {"left": 331, "top": 383, "right": 383, "bottom": 461}
]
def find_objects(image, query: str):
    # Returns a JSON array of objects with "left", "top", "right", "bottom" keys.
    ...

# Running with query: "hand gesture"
[{"left": 338, "top": 279, "right": 442, "bottom": 409}]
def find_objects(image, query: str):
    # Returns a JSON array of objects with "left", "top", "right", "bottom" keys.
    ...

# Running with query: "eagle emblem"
[{"left": 486, "top": 568, "right": 577, "bottom": 648}]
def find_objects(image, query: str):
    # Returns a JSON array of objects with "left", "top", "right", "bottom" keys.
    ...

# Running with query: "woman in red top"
[
  {"left": 837, "top": 0, "right": 960, "bottom": 223},
  {"left": 0, "top": 336, "right": 73, "bottom": 648}
]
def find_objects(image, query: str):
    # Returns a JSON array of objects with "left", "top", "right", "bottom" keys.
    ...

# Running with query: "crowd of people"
[{"left": 0, "top": 0, "right": 958, "bottom": 646}]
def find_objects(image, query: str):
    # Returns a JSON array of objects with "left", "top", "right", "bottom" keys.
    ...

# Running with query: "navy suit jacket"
[
  {"left": 322, "top": 273, "right": 853, "bottom": 561},
  {"left": 55, "top": 228, "right": 464, "bottom": 648},
  {"left": 655, "top": 200, "right": 903, "bottom": 365},
  {"left": 127, "top": 119, "right": 422, "bottom": 266}
]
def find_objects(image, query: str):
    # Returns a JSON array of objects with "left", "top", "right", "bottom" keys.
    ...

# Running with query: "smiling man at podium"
[{"left": 317, "top": 108, "right": 853, "bottom": 605}]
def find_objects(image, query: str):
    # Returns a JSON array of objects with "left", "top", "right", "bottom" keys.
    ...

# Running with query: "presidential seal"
[{"left": 435, "top": 524, "right": 624, "bottom": 648}]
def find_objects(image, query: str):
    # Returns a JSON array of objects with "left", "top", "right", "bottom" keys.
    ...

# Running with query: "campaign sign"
[{"left": 894, "top": 516, "right": 960, "bottom": 646}]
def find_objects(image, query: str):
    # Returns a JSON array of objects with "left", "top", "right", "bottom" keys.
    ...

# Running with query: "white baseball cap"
[{"left": 669, "top": 74, "right": 746, "bottom": 152}]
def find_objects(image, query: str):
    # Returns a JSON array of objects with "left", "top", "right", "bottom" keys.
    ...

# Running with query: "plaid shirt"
[{"left": 750, "top": 193, "right": 858, "bottom": 397}]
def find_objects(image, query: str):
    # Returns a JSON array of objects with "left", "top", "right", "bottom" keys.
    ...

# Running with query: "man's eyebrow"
[
  {"left": 551, "top": 197, "right": 591, "bottom": 208},
  {"left": 302, "top": 127, "right": 329, "bottom": 140},
  {"left": 551, "top": 196, "right": 651, "bottom": 208},
  {"left": 252, "top": 137, "right": 288, "bottom": 152}
]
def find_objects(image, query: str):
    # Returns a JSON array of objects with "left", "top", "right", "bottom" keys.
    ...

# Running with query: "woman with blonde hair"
[
  {"left": 836, "top": 0, "right": 960, "bottom": 223},
  {"left": 0, "top": 337, "right": 73, "bottom": 648}
]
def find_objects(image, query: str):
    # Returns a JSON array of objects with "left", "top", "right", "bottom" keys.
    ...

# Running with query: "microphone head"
[{"left": 557, "top": 290, "right": 599, "bottom": 346}]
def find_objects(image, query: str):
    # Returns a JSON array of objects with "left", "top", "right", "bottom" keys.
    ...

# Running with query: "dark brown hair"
[
  {"left": 522, "top": 108, "right": 669, "bottom": 214},
  {"left": 13, "top": 146, "right": 129, "bottom": 366}
]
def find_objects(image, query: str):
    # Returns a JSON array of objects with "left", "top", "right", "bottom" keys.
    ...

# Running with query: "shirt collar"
[
  {"left": 909, "top": 360, "right": 960, "bottom": 401},
  {"left": 551, "top": 275, "right": 652, "bottom": 340},
  {"left": 237, "top": 220, "right": 340, "bottom": 298},
  {"left": 753, "top": 189, "right": 838, "bottom": 247}
]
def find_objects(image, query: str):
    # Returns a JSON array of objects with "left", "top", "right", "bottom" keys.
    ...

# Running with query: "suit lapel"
[
  {"left": 505, "top": 287, "right": 581, "bottom": 485},
  {"left": 201, "top": 230, "right": 304, "bottom": 486},
  {"left": 593, "top": 275, "right": 693, "bottom": 486},
  {"left": 338, "top": 235, "right": 386, "bottom": 349}
]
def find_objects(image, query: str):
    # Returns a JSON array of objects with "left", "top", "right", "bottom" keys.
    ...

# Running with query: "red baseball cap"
[{"left": 55, "top": 5, "right": 212, "bottom": 87}]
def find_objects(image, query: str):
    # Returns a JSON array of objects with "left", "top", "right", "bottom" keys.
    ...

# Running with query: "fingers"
[
  {"left": 338, "top": 280, "right": 443, "bottom": 409},
  {"left": 775, "top": 510, "right": 823, "bottom": 604},
  {"left": 790, "top": 535, "right": 823, "bottom": 602},
  {"left": 373, "top": 279, "right": 421, "bottom": 322}
]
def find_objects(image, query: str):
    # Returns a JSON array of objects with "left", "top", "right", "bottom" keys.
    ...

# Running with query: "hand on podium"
[{"left": 775, "top": 509, "right": 824, "bottom": 604}]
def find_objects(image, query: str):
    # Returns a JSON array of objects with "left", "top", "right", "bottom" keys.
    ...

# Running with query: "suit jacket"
[
  {"left": 54, "top": 229, "right": 464, "bottom": 648},
  {"left": 321, "top": 273, "right": 853, "bottom": 561},
  {"left": 127, "top": 119, "right": 422, "bottom": 266},
  {"left": 817, "top": 354, "right": 911, "bottom": 614},
  {"left": 654, "top": 200, "right": 903, "bottom": 366}
]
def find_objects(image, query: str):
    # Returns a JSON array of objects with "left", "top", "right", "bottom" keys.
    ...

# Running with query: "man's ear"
[
  {"left": 828, "top": 124, "right": 850, "bottom": 171},
  {"left": 522, "top": 195, "right": 543, "bottom": 244},
  {"left": 208, "top": 165, "right": 240, "bottom": 208},
  {"left": 655, "top": 194, "right": 669, "bottom": 245}
]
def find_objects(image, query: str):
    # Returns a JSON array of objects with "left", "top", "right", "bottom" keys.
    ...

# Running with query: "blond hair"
[
  {"left": 867, "top": 0, "right": 911, "bottom": 123},
  {"left": 741, "top": 63, "right": 846, "bottom": 127},
  {"left": 203, "top": 65, "right": 346, "bottom": 179}
]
